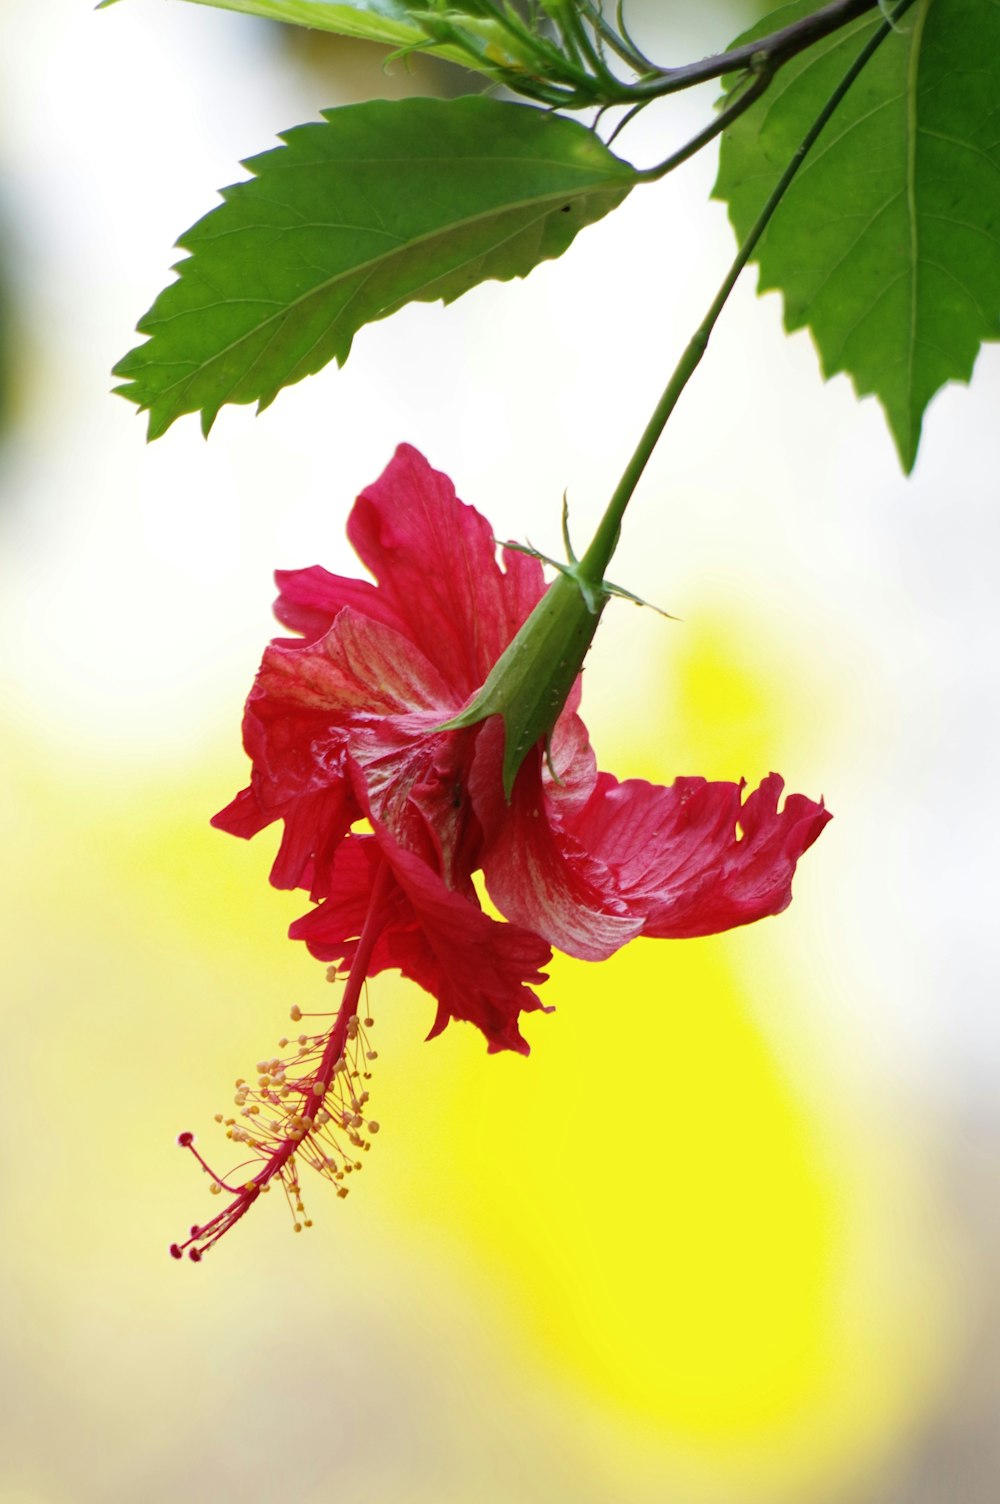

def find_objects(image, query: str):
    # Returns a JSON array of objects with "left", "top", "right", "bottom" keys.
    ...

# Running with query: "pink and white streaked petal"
[
  {"left": 257, "top": 608, "right": 456, "bottom": 721},
  {"left": 471, "top": 735, "right": 642, "bottom": 964}
]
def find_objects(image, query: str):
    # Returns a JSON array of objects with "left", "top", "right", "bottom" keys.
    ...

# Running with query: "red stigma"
[{"left": 177, "top": 1131, "right": 195, "bottom": 1148}]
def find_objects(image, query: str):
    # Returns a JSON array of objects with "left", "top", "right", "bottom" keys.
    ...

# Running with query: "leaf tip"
[{"left": 887, "top": 403, "right": 921, "bottom": 476}]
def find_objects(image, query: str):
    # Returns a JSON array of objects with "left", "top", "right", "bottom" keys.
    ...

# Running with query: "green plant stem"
[
  {"left": 578, "top": 0, "right": 919, "bottom": 585},
  {"left": 558, "top": 0, "right": 618, "bottom": 87},
  {"left": 482, "top": 0, "right": 889, "bottom": 111},
  {"left": 632, "top": 0, "right": 884, "bottom": 95},
  {"left": 428, "top": 0, "right": 891, "bottom": 110},
  {"left": 633, "top": 64, "right": 773, "bottom": 182},
  {"left": 577, "top": 0, "right": 650, "bottom": 73}
]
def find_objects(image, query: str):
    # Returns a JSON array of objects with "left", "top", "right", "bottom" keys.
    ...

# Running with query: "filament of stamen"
[{"left": 170, "top": 860, "right": 391, "bottom": 1262}]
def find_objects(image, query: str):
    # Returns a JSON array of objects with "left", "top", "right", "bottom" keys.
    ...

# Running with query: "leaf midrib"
[{"left": 904, "top": 0, "right": 933, "bottom": 459}]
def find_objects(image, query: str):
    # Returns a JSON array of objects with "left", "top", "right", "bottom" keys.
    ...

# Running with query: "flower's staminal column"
[{"left": 170, "top": 863, "right": 391, "bottom": 1262}]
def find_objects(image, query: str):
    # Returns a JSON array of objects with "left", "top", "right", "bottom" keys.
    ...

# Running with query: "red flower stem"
[
  {"left": 577, "top": 0, "right": 918, "bottom": 590},
  {"left": 175, "top": 859, "right": 392, "bottom": 1258},
  {"left": 286, "top": 856, "right": 391, "bottom": 1134}
]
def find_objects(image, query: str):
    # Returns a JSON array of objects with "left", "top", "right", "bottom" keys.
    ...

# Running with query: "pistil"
[{"left": 170, "top": 861, "right": 391, "bottom": 1261}]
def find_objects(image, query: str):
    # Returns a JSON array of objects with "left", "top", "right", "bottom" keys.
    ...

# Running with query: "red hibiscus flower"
[{"left": 171, "top": 444, "right": 830, "bottom": 1260}]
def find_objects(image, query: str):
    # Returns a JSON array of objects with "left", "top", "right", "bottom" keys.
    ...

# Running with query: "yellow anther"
[
  {"left": 312, "top": 1082, "right": 325, "bottom": 1097},
  {"left": 290, "top": 1005, "right": 302, "bottom": 1022},
  {"left": 210, "top": 1183, "right": 222, "bottom": 1195},
  {"left": 368, "top": 1121, "right": 380, "bottom": 1134},
  {"left": 364, "top": 1018, "right": 374, "bottom": 1029}
]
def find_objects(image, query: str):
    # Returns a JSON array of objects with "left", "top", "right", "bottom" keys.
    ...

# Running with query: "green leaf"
[
  {"left": 98, "top": 0, "right": 521, "bottom": 77},
  {"left": 115, "top": 97, "right": 636, "bottom": 439},
  {"left": 713, "top": 0, "right": 1000, "bottom": 471}
]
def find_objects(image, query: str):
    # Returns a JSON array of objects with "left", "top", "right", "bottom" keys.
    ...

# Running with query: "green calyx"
[
  {"left": 441, "top": 559, "right": 610, "bottom": 800},
  {"left": 443, "top": 497, "right": 671, "bottom": 799}
]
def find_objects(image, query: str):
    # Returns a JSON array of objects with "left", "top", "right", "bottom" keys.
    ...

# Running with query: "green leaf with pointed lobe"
[
  {"left": 714, "top": 0, "right": 1000, "bottom": 471},
  {"left": 114, "top": 97, "right": 636, "bottom": 439}
]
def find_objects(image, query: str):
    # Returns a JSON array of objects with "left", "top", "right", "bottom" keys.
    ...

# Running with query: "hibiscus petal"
[
  {"left": 571, "top": 770, "right": 832, "bottom": 940},
  {"left": 347, "top": 445, "right": 545, "bottom": 697},
  {"left": 292, "top": 830, "right": 552, "bottom": 1056},
  {"left": 259, "top": 608, "right": 455, "bottom": 719},
  {"left": 475, "top": 704, "right": 830, "bottom": 958},
  {"left": 472, "top": 726, "right": 642, "bottom": 964},
  {"left": 273, "top": 565, "right": 403, "bottom": 645},
  {"left": 213, "top": 779, "right": 355, "bottom": 896}
]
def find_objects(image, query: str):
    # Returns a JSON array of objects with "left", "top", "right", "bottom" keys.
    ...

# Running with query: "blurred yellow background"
[{"left": 2, "top": 3, "right": 998, "bottom": 1501}]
